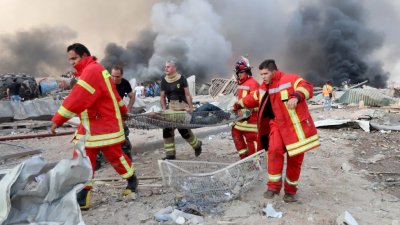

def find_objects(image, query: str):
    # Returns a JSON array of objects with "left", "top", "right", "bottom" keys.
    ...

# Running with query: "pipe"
[{"left": 0, "top": 131, "right": 75, "bottom": 141}]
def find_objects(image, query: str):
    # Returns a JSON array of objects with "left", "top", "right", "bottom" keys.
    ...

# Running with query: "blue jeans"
[
  {"left": 11, "top": 95, "right": 21, "bottom": 102},
  {"left": 324, "top": 96, "right": 331, "bottom": 111}
]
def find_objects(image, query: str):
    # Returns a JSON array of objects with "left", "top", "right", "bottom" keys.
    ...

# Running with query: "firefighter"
[
  {"left": 50, "top": 43, "right": 138, "bottom": 210},
  {"left": 231, "top": 56, "right": 261, "bottom": 159},
  {"left": 236, "top": 59, "right": 320, "bottom": 202},
  {"left": 160, "top": 60, "right": 202, "bottom": 160}
]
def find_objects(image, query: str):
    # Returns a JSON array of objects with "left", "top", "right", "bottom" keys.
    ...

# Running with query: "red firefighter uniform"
[
  {"left": 232, "top": 76, "right": 261, "bottom": 159},
  {"left": 238, "top": 70, "right": 320, "bottom": 194},
  {"left": 52, "top": 56, "right": 135, "bottom": 184}
]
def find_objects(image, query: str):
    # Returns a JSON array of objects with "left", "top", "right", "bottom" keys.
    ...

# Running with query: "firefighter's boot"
[
  {"left": 194, "top": 140, "right": 202, "bottom": 157},
  {"left": 122, "top": 174, "right": 138, "bottom": 197},
  {"left": 77, "top": 189, "right": 91, "bottom": 210}
]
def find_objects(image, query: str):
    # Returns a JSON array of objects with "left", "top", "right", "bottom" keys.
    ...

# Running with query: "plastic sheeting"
[{"left": 0, "top": 140, "right": 91, "bottom": 225}]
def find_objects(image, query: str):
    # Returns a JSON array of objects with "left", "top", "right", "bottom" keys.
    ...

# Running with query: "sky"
[{"left": 0, "top": 0, "right": 399, "bottom": 86}]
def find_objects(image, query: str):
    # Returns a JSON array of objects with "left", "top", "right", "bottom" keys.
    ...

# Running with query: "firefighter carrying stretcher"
[{"left": 234, "top": 59, "right": 320, "bottom": 203}]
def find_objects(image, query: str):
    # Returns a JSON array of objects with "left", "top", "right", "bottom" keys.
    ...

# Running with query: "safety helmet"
[{"left": 234, "top": 56, "right": 252, "bottom": 75}]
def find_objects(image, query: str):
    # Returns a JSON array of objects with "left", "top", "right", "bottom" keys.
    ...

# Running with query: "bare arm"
[
  {"left": 127, "top": 91, "right": 135, "bottom": 113},
  {"left": 184, "top": 87, "right": 193, "bottom": 112},
  {"left": 160, "top": 90, "right": 167, "bottom": 110},
  {"left": 6, "top": 88, "right": 10, "bottom": 99}
]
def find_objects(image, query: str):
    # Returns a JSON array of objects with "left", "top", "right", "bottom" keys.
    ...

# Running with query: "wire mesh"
[
  {"left": 158, "top": 151, "right": 265, "bottom": 205},
  {"left": 126, "top": 109, "right": 251, "bottom": 129}
]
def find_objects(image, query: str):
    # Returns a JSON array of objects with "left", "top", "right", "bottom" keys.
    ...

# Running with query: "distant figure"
[
  {"left": 154, "top": 81, "right": 160, "bottom": 96},
  {"left": 134, "top": 83, "right": 142, "bottom": 98},
  {"left": 139, "top": 83, "right": 145, "bottom": 98},
  {"left": 7, "top": 78, "right": 21, "bottom": 102},
  {"left": 322, "top": 80, "right": 334, "bottom": 111}
]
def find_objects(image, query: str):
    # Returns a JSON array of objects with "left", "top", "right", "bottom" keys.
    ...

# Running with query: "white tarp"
[{"left": 0, "top": 140, "right": 91, "bottom": 225}]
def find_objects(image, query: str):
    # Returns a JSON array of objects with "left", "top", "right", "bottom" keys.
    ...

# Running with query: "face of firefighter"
[
  {"left": 68, "top": 50, "right": 85, "bottom": 67},
  {"left": 260, "top": 69, "right": 274, "bottom": 84},
  {"left": 237, "top": 71, "right": 248, "bottom": 81},
  {"left": 111, "top": 69, "right": 123, "bottom": 84},
  {"left": 165, "top": 63, "right": 177, "bottom": 76}
]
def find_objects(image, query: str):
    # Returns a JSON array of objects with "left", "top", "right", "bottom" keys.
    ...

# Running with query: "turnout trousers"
[
  {"left": 231, "top": 126, "right": 260, "bottom": 159},
  {"left": 163, "top": 128, "right": 201, "bottom": 157},
  {"left": 73, "top": 143, "right": 135, "bottom": 189},
  {"left": 267, "top": 120, "right": 305, "bottom": 195}
]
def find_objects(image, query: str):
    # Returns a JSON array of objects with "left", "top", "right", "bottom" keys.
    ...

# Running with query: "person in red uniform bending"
[
  {"left": 50, "top": 43, "right": 138, "bottom": 210},
  {"left": 236, "top": 59, "right": 320, "bottom": 202},
  {"left": 231, "top": 56, "right": 261, "bottom": 159}
]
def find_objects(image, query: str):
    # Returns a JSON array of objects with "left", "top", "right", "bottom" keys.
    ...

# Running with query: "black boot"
[
  {"left": 77, "top": 189, "right": 91, "bottom": 210},
  {"left": 121, "top": 140, "right": 133, "bottom": 160},
  {"left": 162, "top": 155, "right": 176, "bottom": 160},
  {"left": 194, "top": 141, "right": 202, "bottom": 157},
  {"left": 122, "top": 174, "right": 138, "bottom": 196}
]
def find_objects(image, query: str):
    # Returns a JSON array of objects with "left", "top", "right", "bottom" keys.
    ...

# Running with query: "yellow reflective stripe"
[
  {"left": 119, "top": 156, "right": 134, "bottom": 179},
  {"left": 238, "top": 149, "right": 248, "bottom": 155},
  {"left": 286, "top": 134, "right": 319, "bottom": 151},
  {"left": 268, "top": 173, "right": 282, "bottom": 182},
  {"left": 234, "top": 126, "right": 258, "bottom": 132},
  {"left": 288, "top": 139, "right": 320, "bottom": 157},
  {"left": 254, "top": 141, "right": 258, "bottom": 151},
  {"left": 164, "top": 143, "right": 175, "bottom": 148},
  {"left": 234, "top": 121, "right": 257, "bottom": 128},
  {"left": 242, "top": 90, "right": 248, "bottom": 97},
  {"left": 118, "top": 100, "right": 125, "bottom": 107},
  {"left": 80, "top": 110, "right": 91, "bottom": 135},
  {"left": 285, "top": 177, "right": 298, "bottom": 186},
  {"left": 77, "top": 79, "right": 95, "bottom": 94},
  {"left": 296, "top": 87, "right": 310, "bottom": 99},
  {"left": 238, "top": 99, "right": 244, "bottom": 107},
  {"left": 294, "top": 78, "right": 303, "bottom": 90},
  {"left": 76, "top": 130, "right": 125, "bottom": 142},
  {"left": 82, "top": 135, "right": 125, "bottom": 147},
  {"left": 58, "top": 106, "right": 77, "bottom": 118},
  {"left": 284, "top": 103, "right": 306, "bottom": 140},
  {"left": 102, "top": 70, "right": 123, "bottom": 131},
  {"left": 280, "top": 90, "right": 288, "bottom": 100},
  {"left": 189, "top": 137, "right": 198, "bottom": 147},
  {"left": 253, "top": 91, "right": 259, "bottom": 101}
]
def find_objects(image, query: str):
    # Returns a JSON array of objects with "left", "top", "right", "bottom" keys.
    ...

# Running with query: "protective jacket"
[
  {"left": 52, "top": 56, "right": 127, "bottom": 148},
  {"left": 233, "top": 76, "right": 260, "bottom": 132},
  {"left": 238, "top": 70, "right": 320, "bottom": 156}
]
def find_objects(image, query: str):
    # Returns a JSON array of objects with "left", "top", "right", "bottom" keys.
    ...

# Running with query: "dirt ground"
[{"left": 1, "top": 106, "right": 400, "bottom": 225}]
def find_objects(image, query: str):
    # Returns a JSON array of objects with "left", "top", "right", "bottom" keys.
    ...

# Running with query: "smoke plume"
[
  {"left": 0, "top": 26, "right": 76, "bottom": 77},
  {"left": 101, "top": 0, "right": 232, "bottom": 83},
  {"left": 285, "top": 0, "right": 389, "bottom": 87}
]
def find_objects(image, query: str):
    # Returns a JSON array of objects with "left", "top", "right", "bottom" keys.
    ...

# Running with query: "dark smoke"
[
  {"left": 286, "top": 0, "right": 389, "bottom": 87},
  {"left": 101, "top": 30, "right": 157, "bottom": 80},
  {"left": 0, "top": 26, "right": 76, "bottom": 77}
]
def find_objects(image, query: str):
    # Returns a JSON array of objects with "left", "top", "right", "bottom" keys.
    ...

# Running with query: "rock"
[
  {"left": 341, "top": 163, "right": 352, "bottom": 172},
  {"left": 336, "top": 211, "right": 359, "bottom": 225}
]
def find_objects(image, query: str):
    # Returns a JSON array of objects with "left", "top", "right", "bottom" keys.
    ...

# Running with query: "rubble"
[{"left": 337, "top": 88, "right": 397, "bottom": 107}]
